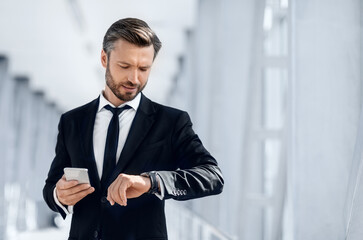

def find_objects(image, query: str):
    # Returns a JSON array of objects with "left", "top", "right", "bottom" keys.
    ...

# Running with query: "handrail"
[{"left": 165, "top": 201, "right": 237, "bottom": 240}]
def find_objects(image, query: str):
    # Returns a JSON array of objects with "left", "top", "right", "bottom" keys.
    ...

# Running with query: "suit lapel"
[
  {"left": 107, "top": 94, "right": 156, "bottom": 186},
  {"left": 80, "top": 97, "right": 101, "bottom": 190}
]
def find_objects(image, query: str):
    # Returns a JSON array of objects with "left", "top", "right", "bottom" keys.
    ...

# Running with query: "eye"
[
  {"left": 139, "top": 67, "right": 148, "bottom": 72},
  {"left": 120, "top": 65, "right": 129, "bottom": 69}
]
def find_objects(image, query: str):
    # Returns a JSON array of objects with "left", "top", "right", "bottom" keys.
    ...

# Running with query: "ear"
[{"left": 101, "top": 49, "right": 108, "bottom": 68}]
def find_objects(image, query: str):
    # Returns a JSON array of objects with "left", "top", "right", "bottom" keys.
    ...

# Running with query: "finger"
[
  {"left": 119, "top": 180, "right": 129, "bottom": 206},
  {"left": 66, "top": 192, "right": 86, "bottom": 205},
  {"left": 70, "top": 183, "right": 92, "bottom": 194},
  {"left": 61, "top": 174, "right": 79, "bottom": 185},
  {"left": 107, "top": 182, "right": 116, "bottom": 206},
  {"left": 107, "top": 196, "right": 115, "bottom": 206},
  {"left": 108, "top": 178, "right": 120, "bottom": 206},
  {"left": 106, "top": 191, "right": 114, "bottom": 205},
  {"left": 64, "top": 187, "right": 95, "bottom": 205},
  {"left": 58, "top": 178, "right": 79, "bottom": 190},
  {"left": 57, "top": 183, "right": 92, "bottom": 202},
  {"left": 111, "top": 177, "right": 123, "bottom": 206}
]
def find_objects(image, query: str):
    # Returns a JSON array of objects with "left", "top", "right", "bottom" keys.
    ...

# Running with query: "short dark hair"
[{"left": 103, "top": 18, "right": 162, "bottom": 59}]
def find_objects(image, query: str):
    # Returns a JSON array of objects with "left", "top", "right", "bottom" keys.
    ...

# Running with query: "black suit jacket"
[{"left": 43, "top": 94, "right": 224, "bottom": 240}]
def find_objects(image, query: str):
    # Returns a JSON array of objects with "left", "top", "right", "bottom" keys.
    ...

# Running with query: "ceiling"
[{"left": 0, "top": 0, "right": 198, "bottom": 111}]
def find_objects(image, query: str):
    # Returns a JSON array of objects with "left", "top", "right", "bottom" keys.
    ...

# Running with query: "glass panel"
[
  {"left": 264, "top": 0, "right": 288, "bottom": 56},
  {"left": 263, "top": 139, "right": 281, "bottom": 240},
  {"left": 263, "top": 139, "right": 281, "bottom": 195},
  {"left": 262, "top": 68, "right": 287, "bottom": 130}
]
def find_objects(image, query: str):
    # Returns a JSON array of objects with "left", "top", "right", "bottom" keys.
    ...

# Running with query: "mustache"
[{"left": 122, "top": 81, "right": 139, "bottom": 88}]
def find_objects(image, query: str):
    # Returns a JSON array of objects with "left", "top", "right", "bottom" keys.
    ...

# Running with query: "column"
[
  {"left": 0, "top": 55, "right": 9, "bottom": 240},
  {"left": 291, "top": 0, "right": 361, "bottom": 238}
]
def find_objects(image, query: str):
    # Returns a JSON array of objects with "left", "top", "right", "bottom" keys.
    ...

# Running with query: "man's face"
[{"left": 101, "top": 39, "right": 154, "bottom": 103}]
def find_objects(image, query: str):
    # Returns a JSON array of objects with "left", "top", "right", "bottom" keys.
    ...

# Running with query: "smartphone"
[{"left": 64, "top": 167, "right": 90, "bottom": 184}]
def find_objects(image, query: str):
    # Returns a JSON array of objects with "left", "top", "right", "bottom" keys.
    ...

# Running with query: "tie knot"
[{"left": 104, "top": 104, "right": 131, "bottom": 116}]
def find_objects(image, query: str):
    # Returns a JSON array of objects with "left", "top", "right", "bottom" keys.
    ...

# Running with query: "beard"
[{"left": 105, "top": 63, "right": 147, "bottom": 102}]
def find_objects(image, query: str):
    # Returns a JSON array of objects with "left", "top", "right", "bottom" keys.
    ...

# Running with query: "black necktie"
[{"left": 101, "top": 104, "right": 131, "bottom": 189}]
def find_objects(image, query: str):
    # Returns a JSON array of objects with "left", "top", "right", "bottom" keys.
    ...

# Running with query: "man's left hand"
[{"left": 107, "top": 173, "right": 151, "bottom": 206}]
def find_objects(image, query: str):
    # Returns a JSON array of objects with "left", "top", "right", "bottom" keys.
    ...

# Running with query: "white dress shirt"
[
  {"left": 94, "top": 92, "right": 140, "bottom": 178},
  {"left": 54, "top": 92, "right": 163, "bottom": 215}
]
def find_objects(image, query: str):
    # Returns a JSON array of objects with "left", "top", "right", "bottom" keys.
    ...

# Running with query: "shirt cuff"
[{"left": 53, "top": 187, "right": 73, "bottom": 215}]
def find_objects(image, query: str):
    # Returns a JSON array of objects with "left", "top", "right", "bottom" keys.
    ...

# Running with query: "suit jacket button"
[
  {"left": 101, "top": 196, "right": 107, "bottom": 203},
  {"left": 93, "top": 230, "right": 98, "bottom": 238}
]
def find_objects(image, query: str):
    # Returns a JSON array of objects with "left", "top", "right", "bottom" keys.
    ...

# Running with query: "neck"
[{"left": 103, "top": 86, "right": 125, "bottom": 107}]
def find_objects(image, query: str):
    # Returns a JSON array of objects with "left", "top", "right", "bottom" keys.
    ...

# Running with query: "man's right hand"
[{"left": 56, "top": 175, "right": 95, "bottom": 206}]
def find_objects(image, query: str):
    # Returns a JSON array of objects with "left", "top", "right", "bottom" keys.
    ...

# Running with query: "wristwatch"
[{"left": 142, "top": 171, "right": 159, "bottom": 194}]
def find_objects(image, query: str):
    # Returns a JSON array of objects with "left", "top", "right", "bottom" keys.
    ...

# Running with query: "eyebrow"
[
  {"left": 117, "top": 61, "right": 130, "bottom": 65},
  {"left": 117, "top": 61, "right": 151, "bottom": 68}
]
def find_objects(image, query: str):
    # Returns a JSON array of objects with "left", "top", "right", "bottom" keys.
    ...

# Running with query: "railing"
[{"left": 165, "top": 201, "right": 237, "bottom": 240}]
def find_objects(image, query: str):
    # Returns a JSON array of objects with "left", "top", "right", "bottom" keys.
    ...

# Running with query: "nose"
[{"left": 128, "top": 69, "right": 139, "bottom": 84}]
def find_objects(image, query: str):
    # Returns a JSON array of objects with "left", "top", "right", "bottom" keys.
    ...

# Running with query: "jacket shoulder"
[
  {"left": 150, "top": 100, "right": 188, "bottom": 118},
  {"left": 61, "top": 97, "right": 99, "bottom": 120}
]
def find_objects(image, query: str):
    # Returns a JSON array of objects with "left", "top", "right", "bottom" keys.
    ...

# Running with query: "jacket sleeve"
[
  {"left": 43, "top": 115, "right": 70, "bottom": 219},
  {"left": 156, "top": 111, "right": 224, "bottom": 200}
]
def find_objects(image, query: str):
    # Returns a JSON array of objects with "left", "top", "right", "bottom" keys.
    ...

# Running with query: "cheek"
[
  {"left": 139, "top": 71, "right": 150, "bottom": 82},
  {"left": 110, "top": 67, "right": 128, "bottom": 80}
]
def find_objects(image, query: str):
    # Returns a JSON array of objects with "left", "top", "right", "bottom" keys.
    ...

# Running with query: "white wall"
[{"left": 290, "top": 0, "right": 362, "bottom": 239}]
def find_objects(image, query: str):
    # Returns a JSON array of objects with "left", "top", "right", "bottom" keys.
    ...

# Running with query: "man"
[{"left": 43, "top": 18, "right": 224, "bottom": 240}]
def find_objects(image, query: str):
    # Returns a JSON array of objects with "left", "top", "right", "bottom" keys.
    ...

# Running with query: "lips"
[{"left": 122, "top": 85, "right": 137, "bottom": 91}]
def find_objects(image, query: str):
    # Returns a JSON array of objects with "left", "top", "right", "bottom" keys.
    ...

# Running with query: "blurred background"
[{"left": 0, "top": 0, "right": 362, "bottom": 239}]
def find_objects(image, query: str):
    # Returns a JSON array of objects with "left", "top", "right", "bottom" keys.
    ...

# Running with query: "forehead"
[{"left": 109, "top": 39, "right": 154, "bottom": 64}]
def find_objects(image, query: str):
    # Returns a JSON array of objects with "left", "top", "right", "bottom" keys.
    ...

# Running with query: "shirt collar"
[{"left": 98, "top": 90, "right": 141, "bottom": 113}]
